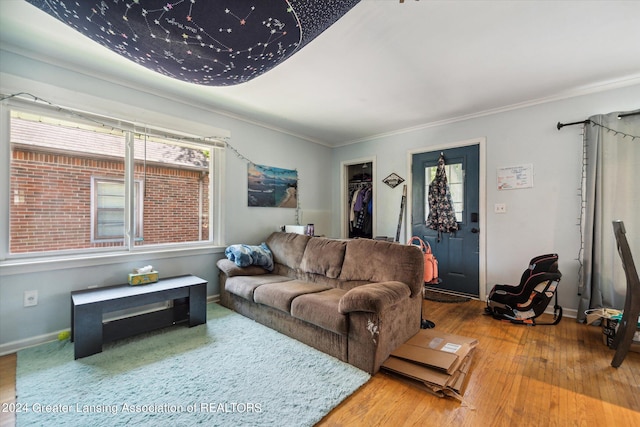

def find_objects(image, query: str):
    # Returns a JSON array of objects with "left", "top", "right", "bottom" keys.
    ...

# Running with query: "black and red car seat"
[{"left": 485, "top": 254, "right": 562, "bottom": 325}]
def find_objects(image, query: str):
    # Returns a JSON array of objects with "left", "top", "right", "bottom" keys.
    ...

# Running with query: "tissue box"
[
  {"left": 128, "top": 271, "right": 159, "bottom": 286},
  {"left": 284, "top": 225, "right": 307, "bottom": 235}
]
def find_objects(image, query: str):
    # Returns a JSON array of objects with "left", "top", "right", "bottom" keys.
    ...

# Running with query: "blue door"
[{"left": 411, "top": 145, "right": 480, "bottom": 296}]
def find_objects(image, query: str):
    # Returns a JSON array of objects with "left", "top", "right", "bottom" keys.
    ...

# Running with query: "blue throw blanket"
[{"left": 225, "top": 243, "right": 274, "bottom": 271}]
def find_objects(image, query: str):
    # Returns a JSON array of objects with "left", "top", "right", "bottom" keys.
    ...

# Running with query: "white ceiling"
[{"left": 2, "top": 0, "right": 640, "bottom": 147}]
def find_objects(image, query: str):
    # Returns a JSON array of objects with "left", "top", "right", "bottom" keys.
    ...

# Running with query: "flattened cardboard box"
[
  {"left": 381, "top": 329, "right": 478, "bottom": 399},
  {"left": 383, "top": 353, "right": 475, "bottom": 399}
]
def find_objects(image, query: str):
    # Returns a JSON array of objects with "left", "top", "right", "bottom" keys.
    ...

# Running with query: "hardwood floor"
[
  {"left": 318, "top": 299, "right": 640, "bottom": 426},
  {"left": 2, "top": 299, "right": 639, "bottom": 426},
  {"left": 0, "top": 353, "right": 16, "bottom": 427}
]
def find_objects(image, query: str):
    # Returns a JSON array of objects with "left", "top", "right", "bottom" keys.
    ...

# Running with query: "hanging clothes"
[
  {"left": 348, "top": 183, "right": 372, "bottom": 238},
  {"left": 426, "top": 153, "right": 459, "bottom": 241}
]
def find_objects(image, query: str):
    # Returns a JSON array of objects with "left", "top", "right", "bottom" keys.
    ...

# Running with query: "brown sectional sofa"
[{"left": 216, "top": 232, "right": 424, "bottom": 374}]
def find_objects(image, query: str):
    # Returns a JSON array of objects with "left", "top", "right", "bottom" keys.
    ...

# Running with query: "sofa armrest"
[
  {"left": 338, "top": 281, "right": 411, "bottom": 315},
  {"left": 216, "top": 258, "right": 270, "bottom": 277}
]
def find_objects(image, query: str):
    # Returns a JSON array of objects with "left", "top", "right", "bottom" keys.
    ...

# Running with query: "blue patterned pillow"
[{"left": 225, "top": 243, "right": 274, "bottom": 271}]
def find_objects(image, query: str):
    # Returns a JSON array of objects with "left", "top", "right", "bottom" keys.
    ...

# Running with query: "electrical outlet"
[
  {"left": 494, "top": 203, "right": 507, "bottom": 214},
  {"left": 24, "top": 290, "right": 38, "bottom": 307}
]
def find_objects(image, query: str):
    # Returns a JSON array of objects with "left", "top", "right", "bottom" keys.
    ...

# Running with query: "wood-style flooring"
[{"left": 2, "top": 299, "right": 639, "bottom": 426}]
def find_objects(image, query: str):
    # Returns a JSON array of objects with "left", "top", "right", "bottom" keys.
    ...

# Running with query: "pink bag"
[{"left": 409, "top": 236, "right": 438, "bottom": 283}]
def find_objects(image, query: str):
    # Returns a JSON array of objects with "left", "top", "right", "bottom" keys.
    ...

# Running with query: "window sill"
[{"left": 0, "top": 244, "right": 226, "bottom": 277}]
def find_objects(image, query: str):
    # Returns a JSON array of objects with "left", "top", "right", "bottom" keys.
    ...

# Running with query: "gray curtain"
[{"left": 577, "top": 110, "right": 640, "bottom": 322}]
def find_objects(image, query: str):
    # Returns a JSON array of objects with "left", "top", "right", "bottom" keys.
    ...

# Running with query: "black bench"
[{"left": 71, "top": 274, "right": 207, "bottom": 359}]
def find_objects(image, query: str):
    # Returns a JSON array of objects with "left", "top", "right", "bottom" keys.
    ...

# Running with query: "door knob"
[{"left": 471, "top": 228, "right": 480, "bottom": 233}]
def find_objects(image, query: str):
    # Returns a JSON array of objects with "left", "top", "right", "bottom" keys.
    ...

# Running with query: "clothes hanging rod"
[{"left": 557, "top": 111, "right": 640, "bottom": 130}]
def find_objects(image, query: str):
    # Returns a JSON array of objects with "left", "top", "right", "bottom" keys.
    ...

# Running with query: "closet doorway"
[{"left": 342, "top": 158, "right": 375, "bottom": 239}]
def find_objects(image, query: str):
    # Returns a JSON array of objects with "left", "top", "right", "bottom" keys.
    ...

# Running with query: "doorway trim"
[
  {"left": 341, "top": 156, "right": 376, "bottom": 239},
  {"left": 407, "top": 137, "right": 487, "bottom": 301}
]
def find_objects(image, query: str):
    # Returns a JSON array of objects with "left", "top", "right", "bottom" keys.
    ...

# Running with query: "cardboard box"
[
  {"left": 586, "top": 309, "right": 640, "bottom": 353},
  {"left": 381, "top": 329, "right": 478, "bottom": 400},
  {"left": 601, "top": 317, "right": 640, "bottom": 353}
]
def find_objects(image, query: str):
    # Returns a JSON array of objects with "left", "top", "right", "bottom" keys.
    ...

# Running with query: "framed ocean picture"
[{"left": 248, "top": 163, "right": 298, "bottom": 208}]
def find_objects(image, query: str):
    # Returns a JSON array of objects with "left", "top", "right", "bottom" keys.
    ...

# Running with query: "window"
[
  {"left": 92, "top": 178, "right": 143, "bottom": 242},
  {"left": 131, "top": 132, "right": 212, "bottom": 247},
  {"left": 7, "top": 106, "right": 221, "bottom": 257}
]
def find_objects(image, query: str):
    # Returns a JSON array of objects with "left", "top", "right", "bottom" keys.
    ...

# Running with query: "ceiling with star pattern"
[{"left": 24, "top": 0, "right": 360, "bottom": 86}]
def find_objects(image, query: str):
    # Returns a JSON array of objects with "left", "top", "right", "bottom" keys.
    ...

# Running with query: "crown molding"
[{"left": 336, "top": 74, "right": 640, "bottom": 147}]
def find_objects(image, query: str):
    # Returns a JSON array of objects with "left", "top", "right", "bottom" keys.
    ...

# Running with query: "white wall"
[
  {"left": 331, "top": 83, "right": 640, "bottom": 316},
  {"left": 0, "top": 50, "right": 332, "bottom": 353}
]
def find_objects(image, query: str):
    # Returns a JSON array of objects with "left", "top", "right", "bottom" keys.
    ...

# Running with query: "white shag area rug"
[{"left": 16, "top": 303, "right": 370, "bottom": 426}]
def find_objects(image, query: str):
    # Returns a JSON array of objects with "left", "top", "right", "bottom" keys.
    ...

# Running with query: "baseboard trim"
[
  {"left": 0, "top": 331, "right": 62, "bottom": 357},
  {"left": 0, "top": 294, "right": 221, "bottom": 356},
  {"left": 546, "top": 306, "right": 577, "bottom": 319}
]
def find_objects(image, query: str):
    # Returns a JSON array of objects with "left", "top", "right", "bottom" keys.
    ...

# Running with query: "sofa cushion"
[
  {"left": 253, "top": 280, "right": 331, "bottom": 313},
  {"left": 217, "top": 258, "right": 270, "bottom": 277},
  {"left": 339, "top": 239, "right": 424, "bottom": 297},
  {"left": 291, "top": 288, "right": 348, "bottom": 335},
  {"left": 265, "top": 232, "right": 311, "bottom": 270},
  {"left": 225, "top": 275, "right": 293, "bottom": 301},
  {"left": 338, "top": 281, "right": 411, "bottom": 314},
  {"left": 299, "top": 237, "right": 347, "bottom": 279}
]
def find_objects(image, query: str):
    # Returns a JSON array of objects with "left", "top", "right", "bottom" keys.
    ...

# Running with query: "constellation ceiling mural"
[{"left": 25, "top": 0, "right": 360, "bottom": 86}]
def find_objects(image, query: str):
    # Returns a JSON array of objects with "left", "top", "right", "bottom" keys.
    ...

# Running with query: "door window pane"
[{"left": 424, "top": 162, "right": 464, "bottom": 222}]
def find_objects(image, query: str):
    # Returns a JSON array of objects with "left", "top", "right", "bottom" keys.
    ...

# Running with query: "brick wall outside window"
[
  {"left": 133, "top": 164, "right": 210, "bottom": 246},
  {"left": 10, "top": 147, "right": 209, "bottom": 253}
]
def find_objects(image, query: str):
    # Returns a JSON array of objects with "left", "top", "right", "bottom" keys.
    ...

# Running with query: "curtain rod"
[
  {"left": 556, "top": 119, "right": 590, "bottom": 130},
  {"left": 557, "top": 111, "right": 640, "bottom": 130}
]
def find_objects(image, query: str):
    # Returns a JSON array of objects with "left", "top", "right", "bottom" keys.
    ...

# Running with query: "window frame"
[{"left": 0, "top": 98, "right": 226, "bottom": 263}]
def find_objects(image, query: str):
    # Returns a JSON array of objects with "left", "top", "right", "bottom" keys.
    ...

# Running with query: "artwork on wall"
[
  {"left": 383, "top": 172, "right": 405, "bottom": 189},
  {"left": 497, "top": 164, "right": 534, "bottom": 190},
  {"left": 248, "top": 163, "right": 298, "bottom": 208}
]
